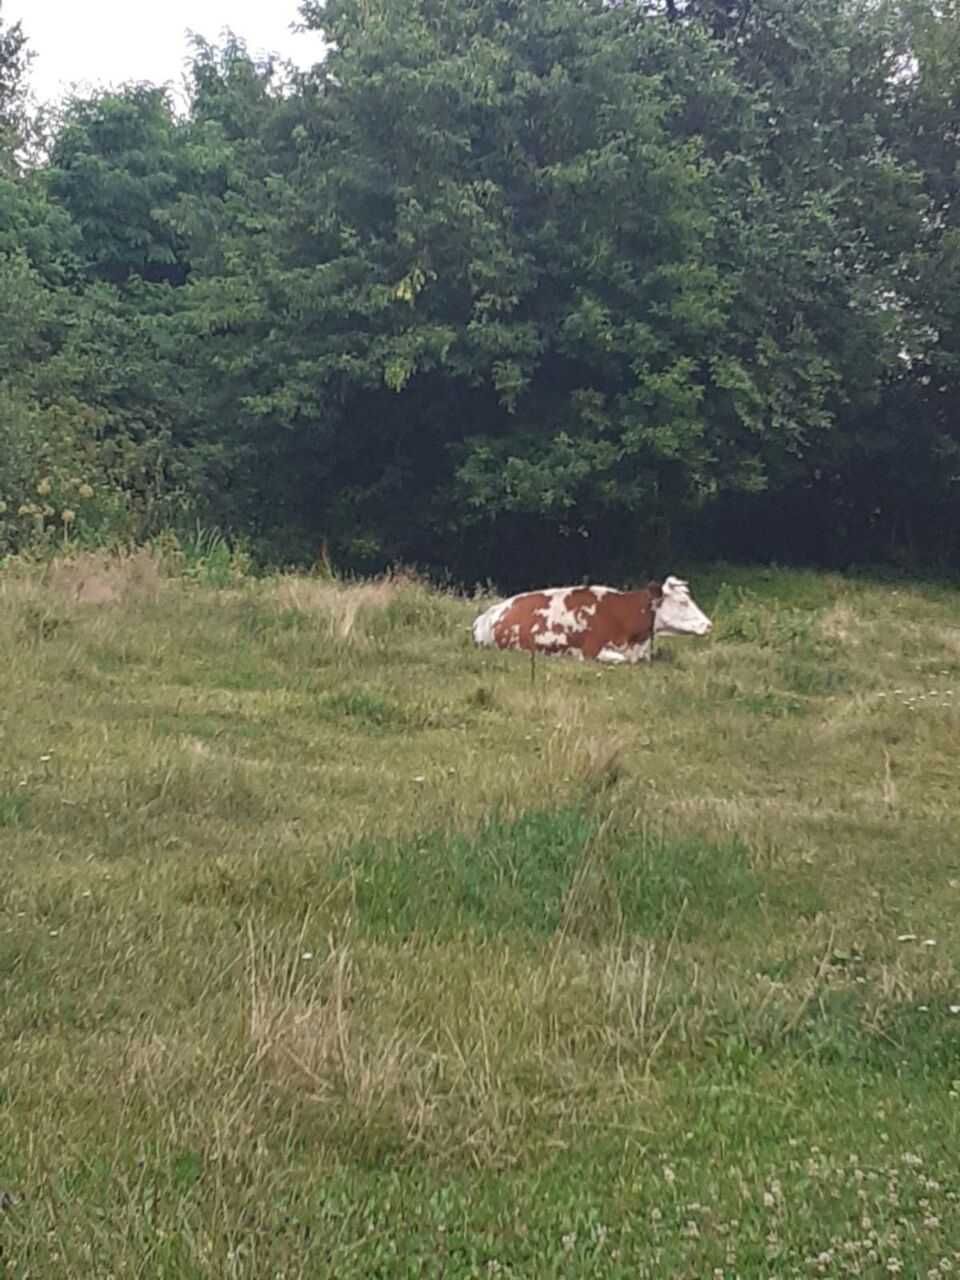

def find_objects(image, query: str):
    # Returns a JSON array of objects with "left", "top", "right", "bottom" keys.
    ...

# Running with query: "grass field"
[{"left": 1, "top": 552, "right": 959, "bottom": 1277}]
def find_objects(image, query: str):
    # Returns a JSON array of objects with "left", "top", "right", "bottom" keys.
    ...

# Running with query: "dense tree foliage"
[{"left": 2, "top": 0, "right": 959, "bottom": 581}]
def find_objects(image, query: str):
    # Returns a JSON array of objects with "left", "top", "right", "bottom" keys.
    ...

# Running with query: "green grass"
[
  {"left": 1, "top": 555, "right": 959, "bottom": 1276},
  {"left": 337, "top": 809, "right": 769, "bottom": 942}
]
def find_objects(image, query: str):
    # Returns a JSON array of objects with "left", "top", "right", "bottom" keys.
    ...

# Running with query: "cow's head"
[{"left": 652, "top": 576, "right": 712, "bottom": 637}]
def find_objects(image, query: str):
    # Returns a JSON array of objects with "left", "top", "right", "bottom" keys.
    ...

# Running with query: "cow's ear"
[{"left": 647, "top": 580, "right": 663, "bottom": 604}]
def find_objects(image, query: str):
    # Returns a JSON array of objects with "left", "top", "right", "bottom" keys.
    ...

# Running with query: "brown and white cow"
[{"left": 471, "top": 576, "right": 712, "bottom": 664}]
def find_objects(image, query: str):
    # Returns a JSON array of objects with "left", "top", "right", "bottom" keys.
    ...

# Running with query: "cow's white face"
[{"left": 653, "top": 576, "right": 712, "bottom": 637}]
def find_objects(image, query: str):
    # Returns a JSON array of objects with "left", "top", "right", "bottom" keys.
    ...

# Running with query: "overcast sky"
[{"left": 7, "top": 0, "right": 327, "bottom": 104}]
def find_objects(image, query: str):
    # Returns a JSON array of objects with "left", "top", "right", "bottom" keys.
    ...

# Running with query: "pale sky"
[{"left": 6, "top": 0, "right": 327, "bottom": 104}]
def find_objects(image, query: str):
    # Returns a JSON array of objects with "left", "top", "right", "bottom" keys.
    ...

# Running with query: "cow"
[{"left": 471, "top": 576, "right": 712, "bottom": 664}]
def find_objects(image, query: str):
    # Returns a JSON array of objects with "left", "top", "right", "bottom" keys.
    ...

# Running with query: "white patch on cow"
[
  {"left": 534, "top": 589, "right": 591, "bottom": 636},
  {"left": 472, "top": 597, "right": 514, "bottom": 648},
  {"left": 535, "top": 628, "right": 567, "bottom": 646},
  {"left": 597, "top": 638, "right": 652, "bottom": 665},
  {"left": 654, "top": 575, "right": 712, "bottom": 638}
]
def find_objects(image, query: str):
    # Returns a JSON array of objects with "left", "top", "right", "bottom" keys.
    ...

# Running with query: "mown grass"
[{"left": 1, "top": 553, "right": 959, "bottom": 1276}]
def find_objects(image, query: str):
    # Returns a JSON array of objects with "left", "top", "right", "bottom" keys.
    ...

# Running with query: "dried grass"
[
  {"left": 818, "top": 602, "right": 860, "bottom": 643},
  {"left": 44, "top": 549, "right": 163, "bottom": 606},
  {"left": 269, "top": 569, "right": 443, "bottom": 641},
  {"left": 271, "top": 573, "right": 405, "bottom": 638}
]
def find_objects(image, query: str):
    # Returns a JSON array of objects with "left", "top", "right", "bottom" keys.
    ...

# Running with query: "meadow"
[{"left": 1, "top": 549, "right": 958, "bottom": 1277}]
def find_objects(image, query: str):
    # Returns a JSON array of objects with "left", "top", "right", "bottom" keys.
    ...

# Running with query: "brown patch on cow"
[
  {"left": 580, "top": 586, "right": 662, "bottom": 659},
  {"left": 45, "top": 550, "right": 163, "bottom": 606},
  {"left": 491, "top": 591, "right": 552, "bottom": 652}
]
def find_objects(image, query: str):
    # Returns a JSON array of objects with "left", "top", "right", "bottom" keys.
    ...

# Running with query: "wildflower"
[
  {"left": 36, "top": 477, "right": 52, "bottom": 496},
  {"left": 78, "top": 482, "right": 94, "bottom": 499},
  {"left": 61, "top": 509, "right": 76, "bottom": 525}
]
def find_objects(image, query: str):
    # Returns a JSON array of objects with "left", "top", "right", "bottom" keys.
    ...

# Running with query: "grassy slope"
[{"left": 1, "top": 558, "right": 958, "bottom": 1277}]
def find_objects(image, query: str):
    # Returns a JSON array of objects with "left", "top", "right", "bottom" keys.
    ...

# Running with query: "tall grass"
[{"left": 1, "top": 553, "right": 958, "bottom": 1275}]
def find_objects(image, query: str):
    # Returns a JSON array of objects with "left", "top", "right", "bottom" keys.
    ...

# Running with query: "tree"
[
  {"left": 5, "top": 0, "right": 957, "bottom": 575},
  {"left": 183, "top": 0, "right": 753, "bottom": 576},
  {"left": 45, "top": 86, "right": 192, "bottom": 286},
  {"left": 649, "top": 0, "right": 934, "bottom": 565},
  {"left": 0, "top": 6, "right": 31, "bottom": 171},
  {"left": 202, "top": 0, "right": 918, "bottom": 578}
]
